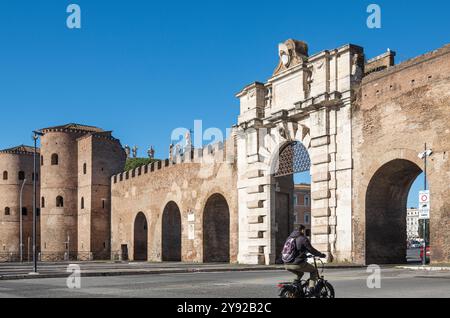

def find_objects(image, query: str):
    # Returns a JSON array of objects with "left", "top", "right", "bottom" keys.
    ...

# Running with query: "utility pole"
[
  {"left": 418, "top": 143, "right": 432, "bottom": 266},
  {"left": 30, "top": 131, "right": 43, "bottom": 275},
  {"left": 19, "top": 178, "right": 27, "bottom": 263}
]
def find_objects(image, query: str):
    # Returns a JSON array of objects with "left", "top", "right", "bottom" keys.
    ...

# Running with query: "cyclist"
[{"left": 283, "top": 224, "right": 326, "bottom": 294}]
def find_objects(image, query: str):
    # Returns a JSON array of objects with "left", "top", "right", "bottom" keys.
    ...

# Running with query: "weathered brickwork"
[
  {"left": 352, "top": 44, "right": 450, "bottom": 264},
  {"left": 110, "top": 142, "right": 238, "bottom": 263},
  {"left": 0, "top": 146, "right": 40, "bottom": 261},
  {"left": 0, "top": 41, "right": 449, "bottom": 265},
  {"left": 39, "top": 124, "right": 126, "bottom": 261}
]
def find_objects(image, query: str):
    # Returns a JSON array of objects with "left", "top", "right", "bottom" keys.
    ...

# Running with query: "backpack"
[{"left": 281, "top": 237, "right": 298, "bottom": 263}]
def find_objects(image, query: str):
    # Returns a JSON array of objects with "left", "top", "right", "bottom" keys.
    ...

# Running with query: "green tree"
[{"left": 125, "top": 158, "right": 159, "bottom": 172}]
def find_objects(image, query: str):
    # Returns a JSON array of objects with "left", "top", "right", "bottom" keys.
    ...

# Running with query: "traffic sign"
[
  {"left": 419, "top": 190, "right": 430, "bottom": 204},
  {"left": 418, "top": 191, "right": 430, "bottom": 220}
]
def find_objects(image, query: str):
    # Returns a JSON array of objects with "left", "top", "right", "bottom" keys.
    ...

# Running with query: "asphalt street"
[{"left": 1, "top": 267, "right": 449, "bottom": 298}]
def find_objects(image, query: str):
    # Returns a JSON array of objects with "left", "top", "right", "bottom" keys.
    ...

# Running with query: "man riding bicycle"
[{"left": 282, "top": 224, "right": 326, "bottom": 294}]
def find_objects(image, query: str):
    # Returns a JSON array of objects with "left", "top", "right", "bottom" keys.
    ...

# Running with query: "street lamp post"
[
  {"left": 31, "top": 131, "right": 43, "bottom": 274},
  {"left": 19, "top": 178, "right": 27, "bottom": 263},
  {"left": 418, "top": 143, "right": 432, "bottom": 266}
]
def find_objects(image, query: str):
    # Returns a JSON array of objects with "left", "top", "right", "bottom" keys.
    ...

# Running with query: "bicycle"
[{"left": 278, "top": 255, "right": 335, "bottom": 298}]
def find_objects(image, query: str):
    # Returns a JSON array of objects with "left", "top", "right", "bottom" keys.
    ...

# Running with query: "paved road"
[{"left": 1, "top": 267, "right": 449, "bottom": 298}]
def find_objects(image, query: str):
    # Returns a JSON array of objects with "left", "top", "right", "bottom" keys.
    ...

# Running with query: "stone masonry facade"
[{"left": 0, "top": 40, "right": 449, "bottom": 265}]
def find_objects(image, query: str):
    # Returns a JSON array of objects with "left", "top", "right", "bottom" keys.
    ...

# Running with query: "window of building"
[
  {"left": 22, "top": 207, "right": 27, "bottom": 216},
  {"left": 304, "top": 213, "right": 310, "bottom": 225},
  {"left": 51, "top": 154, "right": 59, "bottom": 165},
  {"left": 18, "top": 171, "right": 25, "bottom": 180},
  {"left": 102, "top": 199, "right": 105, "bottom": 209},
  {"left": 304, "top": 195, "right": 310, "bottom": 207},
  {"left": 4, "top": 207, "right": 10, "bottom": 216},
  {"left": 293, "top": 195, "right": 298, "bottom": 206},
  {"left": 41, "top": 197, "right": 45, "bottom": 208},
  {"left": 83, "top": 163, "right": 87, "bottom": 175},
  {"left": 2, "top": 171, "right": 7, "bottom": 180},
  {"left": 56, "top": 196, "right": 64, "bottom": 208},
  {"left": 41, "top": 156, "right": 44, "bottom": 166},
  {"left": 81, "top": 197, "right": 84, "bottom": 209}
]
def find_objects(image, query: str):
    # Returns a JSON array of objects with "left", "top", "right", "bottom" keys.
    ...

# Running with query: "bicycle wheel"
[
  {"left": 316, "top": 281, "right": 335, "bottom": 298},
  {"left": 279, "top": 286, "right": 299, "bottom": 298}
]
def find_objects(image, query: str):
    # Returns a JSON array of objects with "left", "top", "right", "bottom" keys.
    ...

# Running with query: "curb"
[
  {"left": 0, "top": 267, "right": 283, "bottom": 281},
  {"left": 0, "top": 264, "right": 366, "bottom": 281},
  {"left": 396, "top": 266, "right": 450, "bottom": 271}
]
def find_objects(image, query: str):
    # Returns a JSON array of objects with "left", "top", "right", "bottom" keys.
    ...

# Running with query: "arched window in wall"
[
  {"left": 83, "top": 163, "right": 87, "bottom": 175},
  {"left": 81, "top": 197, "right": 84, "bottom": 209},
  {"left": 4, "top": 207, "right": 10, "bottom": 215},
  {"left": 51, "top": 154, "right": 59, "bottom": 165},
  {"left": 56, "top": 196, "right": 64, "bottom": 208},
  {"left": 2, "top": 171, "right": 7, "bottom": 180},
  {"left": 41, "top": 197, "right": 45, "bottom": 208}
]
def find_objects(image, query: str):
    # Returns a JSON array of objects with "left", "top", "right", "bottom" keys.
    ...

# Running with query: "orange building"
[{"left": 293, "top": 184, "right": 311, "bottom": 237}]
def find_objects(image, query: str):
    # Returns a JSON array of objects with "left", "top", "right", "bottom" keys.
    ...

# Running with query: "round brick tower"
[
  {"left": 39, "top": 123, "right": 126, "bottom": 261},
  {"left": 0, "top": 145, "right": 40, "bottom": 262},
  {"left": 39, "top": 124, "right": 104, "bottom": 260}
]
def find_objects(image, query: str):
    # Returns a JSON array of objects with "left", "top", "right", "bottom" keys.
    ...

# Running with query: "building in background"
[
  {"left": 0, "top": 145, "right": 40, "bottom": 261},
  {"left": 293, "top": 184, "right": 311, "bottom": 237},
  {"left": 407, "top": 208, "right": 420, "bottom": 240},
  {"left": 39, "top": 124, "right": 126, "bottom": 261}
]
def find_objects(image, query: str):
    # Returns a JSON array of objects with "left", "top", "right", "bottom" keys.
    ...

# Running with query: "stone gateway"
[{"left": 0, "top": 40, "right": 449, "bottom": 265}]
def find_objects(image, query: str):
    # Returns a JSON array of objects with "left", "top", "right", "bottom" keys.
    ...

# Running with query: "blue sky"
[{"left": 1, "top": 0, "right": 448, "bottom": 207}]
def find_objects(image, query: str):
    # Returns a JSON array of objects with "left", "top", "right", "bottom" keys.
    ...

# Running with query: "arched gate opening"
[
  {"left": 133, "top": 212, "right": 148, "bottom": 261},
  {"left": 162, "top": 201, "right": 182, "bottom": 262},
  {"left": 203, "top": 194, "right": 230, "bottom": 263},
  {"left": 272, "top": 141, "right": 311, "bottom": 263},
  {"left": 365, "top": 159, "right": 423, "bottom": 264}
]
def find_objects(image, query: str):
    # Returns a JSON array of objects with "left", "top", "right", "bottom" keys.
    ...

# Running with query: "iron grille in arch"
[{"left": 273, "top": 141, "right": 311, "bottom": 177}]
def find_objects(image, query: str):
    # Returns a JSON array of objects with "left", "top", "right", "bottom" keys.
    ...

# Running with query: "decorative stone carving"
[
  {"left": 148, "top": 146, "right": 155, "bottom": 159},
  {"left": 273, "top": 39, "right": 309, "bottom": 76},
  {"left": 124, "top": 145, "right": 131, "bottom": 158},
  {"left": 304, "top": 66, "right": 313, "bottom": 99},
  {"left": 351, "top": 53, "right": 364, "bottom": 81}
]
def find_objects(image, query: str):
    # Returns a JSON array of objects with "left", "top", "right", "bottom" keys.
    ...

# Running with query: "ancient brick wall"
[
  {"left": 0, "top": 149, "right": 40, "bottom": 261},
  {"left": 40, "top": 130, "right": 81, "bottom": 260},
  {"left": 352, "top": 44, "right": 450, "bottom": 264},
  {"left": 111, "top": 143, "right": 238, "bottom": 263}
]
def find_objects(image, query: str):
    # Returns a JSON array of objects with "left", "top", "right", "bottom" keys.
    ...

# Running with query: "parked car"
[{"left": 420, "top": 246, "right": 431, "bottom": 264}]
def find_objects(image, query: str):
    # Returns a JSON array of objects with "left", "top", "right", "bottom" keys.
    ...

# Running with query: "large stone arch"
[
  {"left": 133, "top": 212, "right": 148, "bottom": 261},
  {"left": 353, "top": 148, "right": 426, "bottom": 265},
  {"left": 203, "top": 193, "right": 230, "bottom": 263},
  {"left": 162, "top": 201, "right": 182, "bottom": 262},
  {"left": 365, "top": 159, "right": 422, "bottom": 264},
  {"left": 268, "top": 139, "right": 312, "bottom": 263}
]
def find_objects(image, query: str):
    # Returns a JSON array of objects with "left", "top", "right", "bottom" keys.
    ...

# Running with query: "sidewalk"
[
  {"left": 0, "top": 261, "right": 365, "bottom": 281},
  {"left": 396, "top": 264, "right": 450, "bottom": 271}
]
